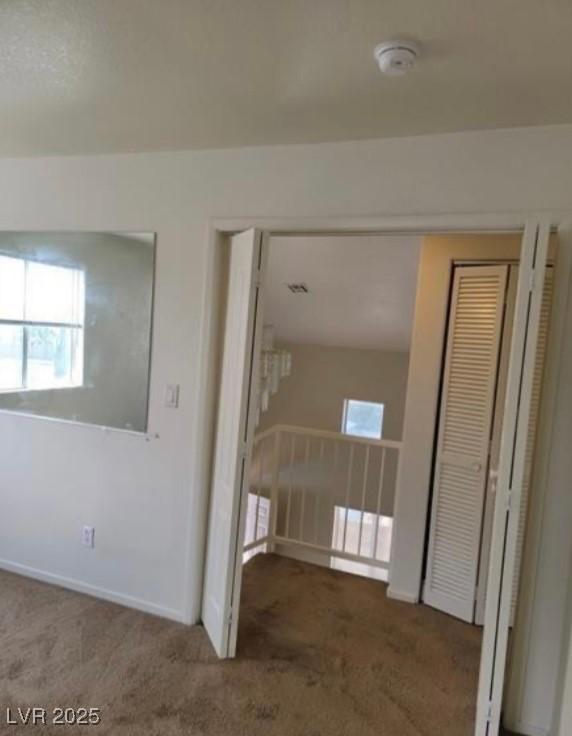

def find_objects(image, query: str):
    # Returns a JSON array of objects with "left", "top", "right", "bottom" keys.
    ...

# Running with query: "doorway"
[
  {"left": 202, "top": 218, "right": 556, "bottom": 736},
  {"left": 243, "top": 233, "right": 419, "bottom": 585}
]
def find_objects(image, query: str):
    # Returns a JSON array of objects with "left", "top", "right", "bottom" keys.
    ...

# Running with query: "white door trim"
[{"left": 199, "top": 211, "right": 572, "bottom": 736}]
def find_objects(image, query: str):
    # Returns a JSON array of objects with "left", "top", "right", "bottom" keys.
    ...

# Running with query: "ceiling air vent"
[{"left": 287, "top": 282, "right": 309, "bottom": 294}]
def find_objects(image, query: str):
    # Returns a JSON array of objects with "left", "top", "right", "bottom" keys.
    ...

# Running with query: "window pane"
[
  {"left": 26, "top": 326, "right": 83, "bottom": 389},
  {"left": 25, "top": 261, "right": 85, "bottom": 325},
  {"left": 343, "top": 400, "right": 384, "bottom": 439},
  {"left": 375, "top": 516, "right": 393, "bottom": 562},
  {"left": 0, "top": 255, "right": 25, "bottom": 320},
  {"left": 0, "top": 325, "right": 24, "bottom": 390}
]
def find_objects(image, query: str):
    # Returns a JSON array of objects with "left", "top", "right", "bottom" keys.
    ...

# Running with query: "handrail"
[
  {"left": 246, "top": 422, "right": 398, "bottom": 573},
  {"left": 254, "top": 423, "right": 403, "bottom": 450}
]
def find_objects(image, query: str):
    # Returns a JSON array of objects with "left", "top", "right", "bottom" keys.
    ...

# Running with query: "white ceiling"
[
  {"left": 265, "top": 235, "right": 421, "bottom": 352},
  {"left": 0, "top": 1, "right": 571, "bottom": 156}
]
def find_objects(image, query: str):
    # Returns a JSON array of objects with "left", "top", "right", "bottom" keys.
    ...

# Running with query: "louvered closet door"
[
  {"left": 510, "top": 266, "right": 553, "bottom": 619},
  {"left": 474, "top": 266, "right": 553, "bottom": 626},
  {"left": 423, "top": 265, "right": 508, "bottom": 622}
]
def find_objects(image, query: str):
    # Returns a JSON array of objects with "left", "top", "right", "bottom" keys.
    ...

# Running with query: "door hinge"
[
  {"left": 239, "top": 442, "right": 249, "bottom": 461},
  {"left": 226, "top": 608, "right": 234, "bottom": 626},
  {"left": 506, "top": 488, "right": 513, "bottom": 512},
  {"left": 529, "top": 268, "right": 537, "bottom": 293},
  {"left": 489, "top": 468, "right": 498, "bottom": 494},
  {"left": 486, "top": 700, "right": 494, "bottom": 723},
  {"left": 254, "top": 269, "right": 264, "bottom": 289}
]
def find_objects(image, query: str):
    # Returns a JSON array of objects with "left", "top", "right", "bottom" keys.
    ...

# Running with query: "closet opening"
[{"left": 422, "top": 259, "right": 554, "bottom": 629}]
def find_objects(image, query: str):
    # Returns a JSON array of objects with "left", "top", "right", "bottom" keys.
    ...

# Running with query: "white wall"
[
  {"left": 0, "top": 125, "right": 571, "bottom": 732},
  {"left": 258, "top": 342, "right": 408, "bottom": 436}
]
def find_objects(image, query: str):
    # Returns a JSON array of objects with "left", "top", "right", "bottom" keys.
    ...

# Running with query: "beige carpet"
[{"left": 1, "top": 554, "right": 492, "bottom": 735}]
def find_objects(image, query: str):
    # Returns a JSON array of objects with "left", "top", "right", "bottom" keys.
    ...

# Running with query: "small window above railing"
[{"left": 341, "top": 399, "right": 384, "bottom": 440}]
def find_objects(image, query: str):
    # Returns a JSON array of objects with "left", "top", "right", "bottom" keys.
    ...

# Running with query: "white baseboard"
[
  {"left": 387, "top": 585, "right": 419, "bottom": 604},
  {"left": 0, "top": 557, "right": 186, "bottom": 624},
  {"left": 502, "top": 719, "right": 549, "bottom": 736}
]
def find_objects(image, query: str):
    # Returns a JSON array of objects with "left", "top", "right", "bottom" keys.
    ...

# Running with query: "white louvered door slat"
[
  {"left": 510, "top": 266, "right": 553, "bottom": 619},
  {"left": 423, "top": 265, "right": 508, "bottom": 622}
]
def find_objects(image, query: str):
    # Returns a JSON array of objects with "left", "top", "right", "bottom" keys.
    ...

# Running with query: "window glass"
[
  {"left": 25, "top": 261, "right": 85, "bottom": 324},
  {"left": 0, "top": 256, "right": 85, "bottom": 393},
  {"left": 0, "top": 255, "right": 25, "bottom": 321},
  {"left": 243, "top": 492, "right": 270, "bottom": 563},
  {"left": 331, "top": 506, "right": 393, "bottom": 560},
  {"left": 26, "top": 326, "right": 83, "bottom": 390},
  {"left": 0, "top": 325, "right": 24, "bottom": 390},
  {"left": 342, "top": 399, "right": 384, "bottom": 439}
]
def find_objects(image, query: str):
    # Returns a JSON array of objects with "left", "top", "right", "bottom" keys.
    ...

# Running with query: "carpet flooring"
[{"left": 1, "top": 553, "right": 495, "bottom": 735}]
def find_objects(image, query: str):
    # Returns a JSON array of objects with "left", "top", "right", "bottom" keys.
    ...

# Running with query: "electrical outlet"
[{"left": 81, "top": 526, "right": 95, "bottom": 548}]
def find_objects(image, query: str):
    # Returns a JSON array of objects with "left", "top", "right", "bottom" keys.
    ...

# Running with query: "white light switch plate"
[{"left": 164, "top": 384, "right": 180, "bottom": 408}]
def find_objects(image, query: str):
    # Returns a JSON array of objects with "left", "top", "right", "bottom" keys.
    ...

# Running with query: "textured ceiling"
[
  {"left": 265, "top": 235, "right": 421, "bottom": 351},
  {"left": 0, "top": 0, "right": 571, "bottom": 156}
]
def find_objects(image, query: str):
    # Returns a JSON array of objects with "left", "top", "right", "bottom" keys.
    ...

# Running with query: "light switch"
[{"left": 164, "top": 384, "right": 180, "bottom": 409}]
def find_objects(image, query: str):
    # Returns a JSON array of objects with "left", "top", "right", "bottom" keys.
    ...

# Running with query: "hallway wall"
[
  {"left": 0, "top": 125, "right": 571, "bottom": 734},
  {"left": 258, "top": 342, "right": 409, "bottom": 440}
]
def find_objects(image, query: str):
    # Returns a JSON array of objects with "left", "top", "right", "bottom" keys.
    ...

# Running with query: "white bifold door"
[
  {"left": 421, "top": 221, "right": 551, "bottom": 735},
  {"left": 475, "top": 265, "right": 553, "bottom": 626},
  {"left": 423, "top": 260, "right": 552, "bottom": 626},
  {"left": 424, "top": 264, "right": 510, "bottom": 622},
  {"left": 202, "top": 229, "right": 266, "bottom": 658},
  {"left": 476, "top": 222, "right": 551, "bottom": 735}
]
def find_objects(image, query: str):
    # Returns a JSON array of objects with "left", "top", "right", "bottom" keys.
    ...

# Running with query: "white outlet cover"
[{"left": 81, "top": 526, "right": 95, "bottom": 548}]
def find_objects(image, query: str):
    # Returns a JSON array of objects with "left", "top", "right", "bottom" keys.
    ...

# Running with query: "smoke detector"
[
  {"left": 287, "top": 282, "right": 309, "bottom": 294},
  {"left": 374, "top": 40, "right": 420, "bottom": 76}
]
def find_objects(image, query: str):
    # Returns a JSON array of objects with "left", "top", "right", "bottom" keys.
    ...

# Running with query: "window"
[
  {"left": 243, "top": 492, "right": 270, "bottom": 563},
  {"left": 0, "top": 255, "right": 85, "bottom": 392},
  {"left": 341, "top": 399, "right": 384, "bottom": 439}
]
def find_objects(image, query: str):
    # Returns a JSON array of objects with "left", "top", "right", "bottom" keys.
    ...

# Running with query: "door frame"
[{"left": 200, "top": 211, "right": 572, "bottom": 736}]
